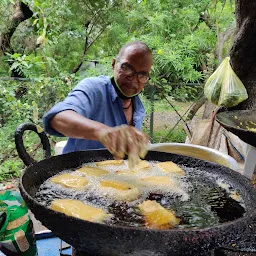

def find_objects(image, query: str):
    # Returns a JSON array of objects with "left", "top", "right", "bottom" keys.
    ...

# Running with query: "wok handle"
[
  {"left": 15, "top": 123, "right": 51, "bottom": 166},
  {"left": 216, "top": 106, "right": 228, "bottom": 114}
]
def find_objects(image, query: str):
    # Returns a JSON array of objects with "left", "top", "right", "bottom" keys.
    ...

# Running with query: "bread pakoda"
[
  {"left": 95, "top": 160, "right": 124, "bottom": 166},
  {"left": 50, "top": 199, "right": 111, "bottom": 222},
  {"left": 138, "top": 200, "right": 180, "bottom": 229},
  {"left": 76, "top": 166, "right": 109, "bottom": 177},
  {"left": 98, "top": 180, "right": 140, "bottom": 201},
  {"left": 50, "top": 173, "right": 88, "bottom": 189},
  {"left": 156, "top": 161, "right": 184, "bottom": 176}
]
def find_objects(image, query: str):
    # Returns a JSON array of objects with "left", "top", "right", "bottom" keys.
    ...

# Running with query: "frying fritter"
[
  {"left": 138, "top": 200, "right": 180, "bottom": 229},
  {"left": 132, "top": 160, "right": 151, "bottom": 171},
  {"left": 115, "top": 170, "right": 136, "bottom": 176},
  {"left": 156, "top": 161, "right": 184, "bottom": 176},
  {"left": 50, "top": 173, "right": 88, "bottom": 189},
  {"left": 76, "top": 166, "right": 109, "bottom": 177},
  {"left": 95, "top": 160, "right": 124, "bottom": 166},
  {"left": 50, "top": 199, "right": 112, "bottom": 222},
  {"left": 98, "top": 180, "right": 140, "bottom": 201}
]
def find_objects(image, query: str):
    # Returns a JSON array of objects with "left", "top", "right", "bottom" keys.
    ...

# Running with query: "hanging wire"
[
  {"left": 149, "top": 82, "right": 206, "bottom": 143},
  {"left": 152, "top": 83, "right": 196, "bottom": 138}
]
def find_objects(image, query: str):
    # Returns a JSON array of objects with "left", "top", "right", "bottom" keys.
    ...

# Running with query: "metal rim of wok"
[
  {"left": 16, "top": 123, "right": 256, "bottom": 255},
  {"left": 215, "top": 109, "right": 256, "bottom": 147}
]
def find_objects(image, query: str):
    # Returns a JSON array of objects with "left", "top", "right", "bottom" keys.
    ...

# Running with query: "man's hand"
[{"left": 99, "top": 125, "right": 149, "bottom": 169}]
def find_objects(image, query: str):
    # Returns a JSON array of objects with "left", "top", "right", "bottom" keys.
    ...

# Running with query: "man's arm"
[
  {"left": 50, "top": 110, "right": 149, "bottom": 168},
  {"left": 50, "top": 110, "right": 110, "bottom": 141}
]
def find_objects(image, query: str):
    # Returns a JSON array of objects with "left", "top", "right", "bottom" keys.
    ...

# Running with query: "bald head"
[
  {"left": 112, "top": 41, "right": 152, "bottom": 98},
  {"left": 116, "top": 41, "right": 152, "bottom": 61}
]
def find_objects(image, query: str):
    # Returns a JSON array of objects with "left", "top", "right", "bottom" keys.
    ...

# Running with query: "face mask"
[{"left": 113, "top": 64, "right": 141, "bottom": 99}]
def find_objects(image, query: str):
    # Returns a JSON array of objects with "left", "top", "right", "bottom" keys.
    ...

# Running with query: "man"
[{"left": 43, "top": 41, "right": 152, "bottom": 165}]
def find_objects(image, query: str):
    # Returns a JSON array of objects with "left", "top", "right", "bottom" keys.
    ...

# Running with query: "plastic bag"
[
  {"left": 0, "top": 191, "right": 38, "bottom": 256},
  {"left": 204, "top": 57, "right": 248, "bottom": 107}
]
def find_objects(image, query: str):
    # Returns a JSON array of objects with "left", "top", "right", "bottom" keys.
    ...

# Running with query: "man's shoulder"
[{"left": 78, "top": 75, "right": 110, "bottom": 89}]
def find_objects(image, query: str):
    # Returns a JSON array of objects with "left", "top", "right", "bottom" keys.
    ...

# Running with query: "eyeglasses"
[{"left": 119, "top": 63, "right": 150, "bottom": 84}]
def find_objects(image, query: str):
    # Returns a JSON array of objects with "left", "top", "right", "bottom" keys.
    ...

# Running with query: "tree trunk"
[
  {"left": 230, "top": 0, "right": 256, "bottom": 110},
  {"left": 0, "top": 1, "right": 33, "bottom": 77}
]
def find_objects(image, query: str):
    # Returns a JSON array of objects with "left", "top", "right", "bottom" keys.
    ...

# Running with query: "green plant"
[
  {"left": 5, "top": 53, "right": 55, "bottom": 78},
  {"left": 0, "top": 159, "right": 23, "bottom": 182},
  {"left": 151, "top": 127, "right": 187, "bottom": 143}
]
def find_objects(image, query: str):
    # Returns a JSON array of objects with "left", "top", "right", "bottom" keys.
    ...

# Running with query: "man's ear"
[{"left": 112, "top": 59, "right": 116, "bottom": 71}]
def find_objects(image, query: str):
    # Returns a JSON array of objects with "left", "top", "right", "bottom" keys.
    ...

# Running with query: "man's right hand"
[{"left": 99, "top": 125, "right": 149, "bottom": 169}]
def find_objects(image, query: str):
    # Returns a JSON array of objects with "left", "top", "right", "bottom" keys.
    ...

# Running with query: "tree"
[
  {"left": 0, "top": 1, "right": 33, "bottom": 77},
  {"left": 71, "top": 0, "right": 120, "bottom": 74},
  {"left": 230, "top": 0, "right": 256, "bottom": 110}
]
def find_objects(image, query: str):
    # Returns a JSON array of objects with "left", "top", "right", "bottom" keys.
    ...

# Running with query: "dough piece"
[
  {"left": 115, "top": 170, "right": 136, "bottom": 176},
  {"left": 156, "top": 161, "right": 184, "bottom": 176},
  {"left": 138, "top": 200, "right": 180, "bottom": 229},
  {"left": 50, "top": 173, "right": 88, "bottom": 189},
  {"left": 95, "top": 160, "right": 124, "bottom": 166},
  {"left": 50, "top": 199, "right": 111, "bottom": 222},
  {"left": 76, "top": 166, "right": 109, "bottom": 177},
  {"left": 132, "top": 160, "right": 151, "bottom": 171},
  {"left": 98, "top": 180, "right": 140, "bottom": 201}
]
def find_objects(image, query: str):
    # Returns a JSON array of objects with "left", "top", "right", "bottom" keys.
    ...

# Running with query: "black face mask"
[{"left": 111, "top": 77, "right": 138, "bottom": 100}]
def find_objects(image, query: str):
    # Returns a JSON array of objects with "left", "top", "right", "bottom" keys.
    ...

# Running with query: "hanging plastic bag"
[
  {"left": 204, "top": 57, "right": 248, "bottom": 107},
  {"left": 0, "top": 191, "right": 38, "bottom": 256}
]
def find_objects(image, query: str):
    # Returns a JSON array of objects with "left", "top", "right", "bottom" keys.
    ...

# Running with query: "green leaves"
[{"left": 5, "top": 53, "right": 46, "bottom": 78}]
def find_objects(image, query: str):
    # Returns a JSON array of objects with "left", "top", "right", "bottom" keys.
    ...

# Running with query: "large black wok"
[
  {"left": 215, "top": 109, "right": 256, "bottom": 147},
  {"left": 15, "top": 124, "right": 256, "bottom": 256}
]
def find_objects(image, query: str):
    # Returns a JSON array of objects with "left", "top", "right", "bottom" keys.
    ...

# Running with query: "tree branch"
[
  {"left": 215, "top": 23, "right": 236, "bottom": 62},
  {"left": 72, "top": 21, "right": 91, "bottom": 74}
]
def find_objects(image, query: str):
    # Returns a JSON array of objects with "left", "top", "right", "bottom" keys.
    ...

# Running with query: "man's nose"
[{"left": 129, "top": 72, "right": 139, "bottom": 82}]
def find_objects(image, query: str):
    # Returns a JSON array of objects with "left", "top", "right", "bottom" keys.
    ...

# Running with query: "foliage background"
[{"left": 0, "top": 0, "right": 235, "bottom": 181}]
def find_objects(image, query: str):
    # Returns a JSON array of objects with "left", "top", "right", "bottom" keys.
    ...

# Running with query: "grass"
[
  {"left": 152, "top": 128, "right": 187, "bottom": 143},
  {"left": 141, "top": 95, "right": 183, "bottom": 113},
  {"left": 141, "top": 95, "right": 191, "bottom": 144}
]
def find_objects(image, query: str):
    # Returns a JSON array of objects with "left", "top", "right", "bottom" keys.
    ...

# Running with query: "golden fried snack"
[
  {"left": 95, "top": 160, "right": 124, "bottom": 166},
  {"left": 132, "top": 160, "right": 151, "bottom": 171},
  {"left": 50, "top": 173, "right": 88, "bottom": 189},
  {"left": 156, "top": 161, "right": 184, "bottom": 176},
  {"left": 50, "top": 199, "right": 111, "bottom": 222},
  {"left": 98, "top": 180, "right": 140, "bottom": 201},
  {"left": 76, "top": 166, "right": 109, "bottom": 177},
  {"left": 115, "top": 170, "right": 136, "bottom": 175},
  {"left": 138, "top": 200, "right": 180, "bottom": 229}
]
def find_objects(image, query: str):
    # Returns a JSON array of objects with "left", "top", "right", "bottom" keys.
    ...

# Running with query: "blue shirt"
[{"left": 43, "top": 76, "right": 145, "bottom": 154}]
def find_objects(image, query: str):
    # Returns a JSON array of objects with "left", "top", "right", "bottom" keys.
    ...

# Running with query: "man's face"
[{"left": 112, "top": 46, "right": 152, "bottom": 97}]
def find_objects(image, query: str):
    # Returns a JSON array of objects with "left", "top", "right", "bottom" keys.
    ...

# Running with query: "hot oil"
[{"left": 35, "top": 161, "right": 246, "bottom": 229}]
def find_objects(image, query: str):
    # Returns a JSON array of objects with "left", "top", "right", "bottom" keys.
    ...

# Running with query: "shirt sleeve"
[{"left": 43, "top": 78, "right": 98, "bottom": 136}]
